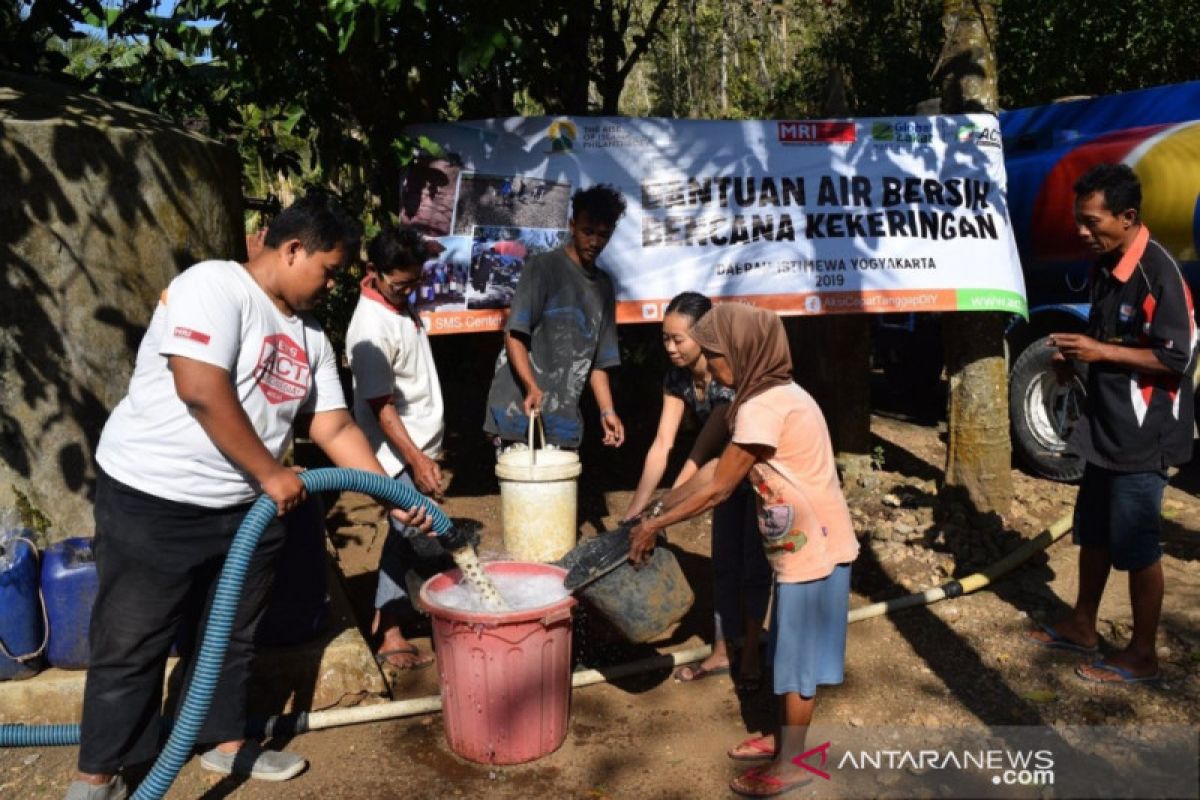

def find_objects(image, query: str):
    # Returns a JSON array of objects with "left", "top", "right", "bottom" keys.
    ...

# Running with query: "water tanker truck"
[
  {"left": 877, "top": 83, "right": 1200, "bottom": 481},
  {"left": 1001, "top": 81, "right": 1200, "bottom": 481}
]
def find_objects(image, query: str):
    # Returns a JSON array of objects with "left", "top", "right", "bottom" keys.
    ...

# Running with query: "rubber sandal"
[
  {"left": 730, "top": 765, "right": 813, "bottom": 797},
  {"left": 672, "top": 662, "right": 730, "bottom": 682},
  {"left": 1025, "top": 624, "right": 1099, "bottom": 655},
  {"left": 375, "top": 646, "right": 434, "bottom": 670},
  {"left": 728, "top": 735, "right": 776, "bottom": 762},
  {"left": 1075, "top": 660, "right": 1161, "bottom": 684}
]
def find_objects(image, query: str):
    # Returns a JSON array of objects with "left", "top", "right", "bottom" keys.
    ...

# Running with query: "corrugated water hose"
[
  {"left": 250, "top": 510, "right": 1077, "bottom": 738},
  {"left": 0, "top": 484, "right": 1076, "bottom": 795},
  {"left": 848, "top": 511, "right": 1074, "bottom": 622},
  {"left": 0, "top": 468, "right": 462, "bottom": 800}
]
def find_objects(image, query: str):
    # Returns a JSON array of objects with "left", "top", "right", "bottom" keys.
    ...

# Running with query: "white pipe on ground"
[
  {"left": 292, "top": 645, "right": 714, "bottom": 733},
  {"left": 271, "top": 513, "right": 1075, "bottom": 736}
]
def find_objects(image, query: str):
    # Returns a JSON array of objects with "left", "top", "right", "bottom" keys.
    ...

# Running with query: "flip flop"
[
  {"left": 673, "top": 662, "right": 730, "bottom": 683},
  {"left": 375, "top": 646, "right": 434, "bottom": 671},
  {"left": 728, "top": 735, "right": 776, "bottom": 762},
  {"left": 730, "top": 765, "right": 813, "bottom": 798},
  {"left": 1075, "top": 660, "right": 1161, "bottom": 684},
  {"left": 1025, "top": 624, "right": 1099, "bottom": 655}
]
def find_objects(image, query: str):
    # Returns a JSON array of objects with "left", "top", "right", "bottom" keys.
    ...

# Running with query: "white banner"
[{"left": 398, "top": 115, "right": 1026, "bottom": 334}]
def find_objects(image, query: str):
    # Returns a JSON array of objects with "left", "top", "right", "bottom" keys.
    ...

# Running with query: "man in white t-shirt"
[
  {"left": 68, "top": 195, "right": 430, "bottom": 800},
  {"left": 346, "top": 226, "right": 446, "bottom": 672}
]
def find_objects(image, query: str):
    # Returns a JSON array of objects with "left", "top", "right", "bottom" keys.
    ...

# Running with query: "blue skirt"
[{"left": 768, "top": 563, "right": 852, "bottom": 697}]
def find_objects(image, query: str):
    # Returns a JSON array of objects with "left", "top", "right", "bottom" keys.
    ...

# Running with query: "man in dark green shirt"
[{"left": 484, "top": 184, "right": 627, "bottom": 450}]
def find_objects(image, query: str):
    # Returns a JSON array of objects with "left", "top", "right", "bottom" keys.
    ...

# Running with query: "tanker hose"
[
  {"left": 847, "top": 510, "right": 1074, "bottom": 622},
  {"left": 0, "top": 468, "right": 458, "bottom": 800}
]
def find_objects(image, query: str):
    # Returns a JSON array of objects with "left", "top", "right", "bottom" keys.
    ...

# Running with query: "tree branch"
[{"left": 616, "top": 0, "right": 671, "bottom": 84}]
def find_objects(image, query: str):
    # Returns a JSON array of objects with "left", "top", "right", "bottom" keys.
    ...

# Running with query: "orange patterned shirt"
[{"left": 733, "top": 384, "right": 859, "bottom": 583}]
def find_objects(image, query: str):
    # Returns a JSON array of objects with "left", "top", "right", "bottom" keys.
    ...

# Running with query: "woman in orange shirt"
[{"left": 628, "top": 303, "right": 859, "bottom": 798}]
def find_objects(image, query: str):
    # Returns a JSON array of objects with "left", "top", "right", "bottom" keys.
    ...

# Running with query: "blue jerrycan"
[
  {"left": 42, "top": 537, "right": 99, "bottom": 669},
  {"left": 0, "top": 530, "right": 46, "bottom": 680}
]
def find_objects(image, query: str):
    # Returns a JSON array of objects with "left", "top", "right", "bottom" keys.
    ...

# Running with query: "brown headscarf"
[{"left": 689, "top": 303, "right": 793, "bottom": 421}]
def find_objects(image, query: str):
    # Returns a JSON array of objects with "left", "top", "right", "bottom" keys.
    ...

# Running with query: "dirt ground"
[{"left": 4, "top": 392, "right": 1199, "bottom": 799}]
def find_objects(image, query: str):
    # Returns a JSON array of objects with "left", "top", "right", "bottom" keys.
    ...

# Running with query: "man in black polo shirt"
[{"left": 1027, "top": 163, "right": 1197, "bottom": 683}]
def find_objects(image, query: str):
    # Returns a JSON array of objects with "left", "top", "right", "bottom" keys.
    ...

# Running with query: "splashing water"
[
  {"left": 449, "top": 547, "right": 509, "bottom": 611},
  {"left": 432, "top": 569, "right": 569, "bottom": 613}
]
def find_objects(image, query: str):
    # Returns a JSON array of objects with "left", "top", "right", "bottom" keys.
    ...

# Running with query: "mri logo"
[
  {"left": 547, "top": 119, "right": 576, "bottom": 153},
  {"left": 778, "top": 121, "right": 856, "bottom": 144}
]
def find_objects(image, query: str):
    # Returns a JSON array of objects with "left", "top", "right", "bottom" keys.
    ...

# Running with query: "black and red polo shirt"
[{"left": 1070, "top": 225, "right": 1198, "bottom": 472}]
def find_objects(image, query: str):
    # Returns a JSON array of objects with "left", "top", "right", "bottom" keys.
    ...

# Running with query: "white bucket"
[{"left": 494, "top": 416, "right": 582, "bottom": 562}]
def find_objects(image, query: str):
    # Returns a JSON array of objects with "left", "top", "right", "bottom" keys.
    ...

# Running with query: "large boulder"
[{"left": 0, "top": 71, "right": 243, "bottom": 541}]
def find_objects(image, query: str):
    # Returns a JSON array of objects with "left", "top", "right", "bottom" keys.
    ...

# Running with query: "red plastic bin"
[{"left": 420, "top": 561, "right": 576, "bottom": 764}]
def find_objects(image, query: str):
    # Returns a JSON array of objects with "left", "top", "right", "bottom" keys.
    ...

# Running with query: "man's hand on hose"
[
  {"left": 389, "top": 503, "right": 434, "bottom": 536},
  {"left": 262, "top": 465, "right": 306, "bottom": 518}
]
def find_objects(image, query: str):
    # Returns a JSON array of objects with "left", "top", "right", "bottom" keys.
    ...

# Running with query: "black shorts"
[{"left": 1072, "top": 463, "right": 1167, "bottom": 571}]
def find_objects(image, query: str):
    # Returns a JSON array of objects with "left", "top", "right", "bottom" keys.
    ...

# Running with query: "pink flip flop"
[
  {"left": 728, "top": 735, "right": 776, "bottom": 762},
  {"left": 730, "top": 765, "right": 813, "bottom": 797}
]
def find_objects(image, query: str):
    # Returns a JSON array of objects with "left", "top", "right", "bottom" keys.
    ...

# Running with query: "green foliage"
[
  {"left": 632, "top": 0, "right": 945, "bottom": 119},
  {"left": 636, "top": 0, "right": 1200, "bottom": 119},
  {"left": 998, "top": 0, "right": 1200, "bottom": 107},
  {"left": 8, "top": 0, "right": 1200, "bottom": 353},
  {"left": 816, "top": 0, "right": 945, "bottom": 115},
  {"left": 1, "top": 0, "right": 91, "bottom": 75}
]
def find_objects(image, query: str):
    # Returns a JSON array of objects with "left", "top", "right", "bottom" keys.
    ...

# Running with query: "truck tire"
[{"left": 1009, "top": 335, "right": 1087, "bottom": 483}]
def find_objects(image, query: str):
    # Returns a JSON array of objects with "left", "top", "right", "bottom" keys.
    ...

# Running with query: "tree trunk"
[
  {"left": 936, "top": 0, "right": 1012, "bottom": 522},
  {"left": 686, "top": 0, "right": 697, "bottom": 115},
  {"left": 597, "top": 0, "right": 671, "bottom": 115},
  {"left": 719, "top": 25, "right": 728, "bottom": 114},
  {"left": 553, "top": 4, "right": 595, "bottom": 114},
  {"left": 787, "top": 315, "right": 872, "bottom": 474},
  {"left": 786, "top": 65, "right": 872, "bottom": 479}
]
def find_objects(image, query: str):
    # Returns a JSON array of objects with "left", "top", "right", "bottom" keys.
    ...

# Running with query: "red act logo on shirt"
[{"left": 254, "top": 334, "right": 311, "bottom": 405}]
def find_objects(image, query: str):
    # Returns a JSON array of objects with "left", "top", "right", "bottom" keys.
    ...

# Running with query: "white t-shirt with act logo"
[{"left": 97, "top": 260, "right": 346, "bottom": 507}]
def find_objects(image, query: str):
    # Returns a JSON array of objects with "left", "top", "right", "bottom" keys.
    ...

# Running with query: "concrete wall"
[{"left": 0, "top": 71, "right": 244, "bottom": 540}]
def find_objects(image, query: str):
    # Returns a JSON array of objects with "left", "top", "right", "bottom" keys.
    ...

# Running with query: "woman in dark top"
[{"left": 624, "top": 292, "right": 770, "bottom": 689}]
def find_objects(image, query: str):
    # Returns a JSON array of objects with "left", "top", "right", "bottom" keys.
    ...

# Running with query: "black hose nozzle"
[{"left": 437, "top": 524, "right": 471, "bottom": 553}]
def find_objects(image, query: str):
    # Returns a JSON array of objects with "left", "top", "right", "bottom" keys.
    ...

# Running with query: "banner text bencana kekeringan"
[
  {"left": 398, "top": 115, "right": 1026, "bottom": 333},
  {"left": 640, "top": 174, "right": 998, "bottom": 247}
]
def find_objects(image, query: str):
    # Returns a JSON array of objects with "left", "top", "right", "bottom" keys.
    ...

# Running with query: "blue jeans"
[
  {"left": 1072, "top": 463, "right": 1168, "bottom": 571},
  {"left": 710, "top": 481, "right": 772, "bottom": 644}
]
